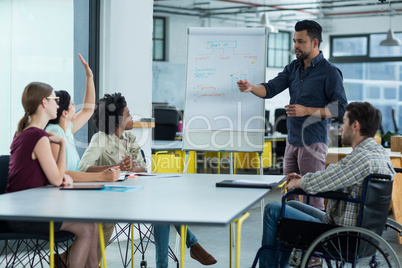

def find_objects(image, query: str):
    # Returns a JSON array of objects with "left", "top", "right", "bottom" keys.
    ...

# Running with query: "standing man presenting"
[{"left": 238, "top": 20, "right": 347, "bottom": 210}]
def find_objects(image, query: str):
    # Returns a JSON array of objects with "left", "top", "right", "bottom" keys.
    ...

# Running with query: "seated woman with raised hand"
[
  {"left": 78, "top": 92, "right": 147, "bottom": 173},
  {"left": 6, "top": 82, "right": 99, "bottom": 268},
  {"left": 79, "top": 93, "right": 217, "bottom": 268},
  {"left": 46, "top": 53, "right": 120, "bottom": 182}
]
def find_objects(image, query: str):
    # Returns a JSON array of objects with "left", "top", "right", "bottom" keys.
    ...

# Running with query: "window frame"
[
  {"left": 153, "top": 16, "right": 166, "bottom": 62},
  {"left": 330, "top": 33, "right": 402, "bottom": 63},
  {"left": 266, "top": 31, "right": 291, "bottom": 68}
]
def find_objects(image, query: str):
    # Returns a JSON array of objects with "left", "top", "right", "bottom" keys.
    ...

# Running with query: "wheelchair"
[{"left": 252, "top": 173, "right": 401, "bottom": 267}]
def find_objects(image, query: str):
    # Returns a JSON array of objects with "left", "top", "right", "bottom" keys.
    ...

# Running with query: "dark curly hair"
[
  {"left": 295, "top": 20, "right": 322, "bottom": 47},
  {"left": 94, "top": 93, "right": 127, "bottom": 134},
  {"left": 48, "top": 90, "right": 71, "bottom": 125}
]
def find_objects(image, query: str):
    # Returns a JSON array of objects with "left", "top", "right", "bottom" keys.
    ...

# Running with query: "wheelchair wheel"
[
  {"left": 300, "top": 227, "right": 400, "bottom": 267},
  {"left": 386, "top": 217, "right": 402, "bottom": 234}
]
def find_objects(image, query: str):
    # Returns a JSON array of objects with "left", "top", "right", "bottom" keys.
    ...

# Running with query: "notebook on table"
[{"left": 216, "top": 176, "right": 286, "bottom": 189}]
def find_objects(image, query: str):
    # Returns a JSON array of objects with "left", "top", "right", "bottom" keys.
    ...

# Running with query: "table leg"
[
  {"left": 98, "top": 223, "right": 107, "bottom": 268},
  {"left": 229, "top": 223, "right": 233, "bottom": 268},
  {"left": 180, "top": 225, "right": 187, "bottom": 268},
  {"left": 49, "top": 221, "right": 54, "bottom": 268},
  {"left": 232, "top": 212, "right": 250, "bottom": 268}
]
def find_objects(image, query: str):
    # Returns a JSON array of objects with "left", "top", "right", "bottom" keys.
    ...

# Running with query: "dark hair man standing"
[{"left": 238, "top": 20, "right": 348, "bottom": 210}]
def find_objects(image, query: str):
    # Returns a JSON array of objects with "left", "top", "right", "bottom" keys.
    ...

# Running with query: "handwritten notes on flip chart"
[{"left": 183, "top": 28, "right": 266, "bottom": 152}]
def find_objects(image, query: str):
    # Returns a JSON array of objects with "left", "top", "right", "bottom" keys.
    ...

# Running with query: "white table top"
[{"left": 0, "top": 174, "right": 277, "bottom": 226}]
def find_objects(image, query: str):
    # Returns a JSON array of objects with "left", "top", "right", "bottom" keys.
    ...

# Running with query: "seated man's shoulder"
[{"left": 123, "top": 131, "right": 137, "bottom": 141}]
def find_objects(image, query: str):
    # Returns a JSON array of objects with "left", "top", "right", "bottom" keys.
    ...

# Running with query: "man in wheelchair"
[{"left": 259, "top": 102, "right": 396, "bottom": 268}]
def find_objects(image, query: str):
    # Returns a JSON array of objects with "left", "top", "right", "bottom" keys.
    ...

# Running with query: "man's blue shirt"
[{"left": 261, "top": 52, "right": 347, "bottom": 146}]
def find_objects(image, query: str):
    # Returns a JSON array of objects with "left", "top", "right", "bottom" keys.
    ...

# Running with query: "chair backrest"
[
  {"left": 153, "top": 107, "right": 180, "bottom": 140},
  {"left": 0, "top": 155, "right": 10, "bottom": 233},
  {"left": 0, "top": 155, "right": 10, "bottom": 194},
  {"left": 274, "top": 108, "right": 287, "bottom": 134},
  {"left": 359, "top": 173, "right": 393, "bottom": 236},
  {"left": 264, "top": 110, "right": 271, "bottom": 136},
  {"left": 273, "top": 109, "right": 287, "bottom": 157},
  {"left": 354, "top": 173, "right": 393, "bottom": 258}
]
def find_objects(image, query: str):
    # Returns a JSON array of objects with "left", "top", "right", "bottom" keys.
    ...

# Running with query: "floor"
[{"left": 1, "top": 184, "right": 402, "bottom": 268}]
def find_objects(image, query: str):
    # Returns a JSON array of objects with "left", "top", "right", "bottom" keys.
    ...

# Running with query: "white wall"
[
  {"left": 100, "top": 0, "right": 153, "bottom": 166},
  {"left": 327, "top": 15, "right": 402, "bottom": 35}
]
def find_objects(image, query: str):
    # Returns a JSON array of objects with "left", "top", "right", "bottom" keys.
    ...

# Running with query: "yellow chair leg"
[
  {"left": 180, "top": 225, "right": 187, "bottom": 268},
  {"left": 98, "top": 223, "right": 107, "bottom": 268},
  {"left": 131, "top": 224, "right": 134, "bottom": 268},
  {"left": 49, "top": 221, "right": 54, "bottom": 268},
  {"left": 232, "top": 212, "right": 250, "bottom": 268}
]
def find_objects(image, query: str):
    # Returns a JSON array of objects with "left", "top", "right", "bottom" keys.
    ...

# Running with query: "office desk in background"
[
  {"left": 326, "top": 147, "right": 402, "bottom": 243},
  {"left": 151, "top": 134, "right": 287, "bottom": 174},
  {"left": 0, "top": 173, "right": 273, "bottom": 268}
]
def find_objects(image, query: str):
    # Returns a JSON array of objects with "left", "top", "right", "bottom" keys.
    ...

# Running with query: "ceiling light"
[
  {"left": 380, "top": 2, "right": 401, "bottom": 46},
  {"left": 380, "top": 29, "right": 402, "bottom": 46},
  {"left": 256, "top": 13, "right": 278, "bottom": 33}
]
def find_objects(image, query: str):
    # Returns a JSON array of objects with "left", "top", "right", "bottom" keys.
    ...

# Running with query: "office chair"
[
  {"left": 264, "top": 110, "right": 273, "bottom": 136},
  {"left": 153, "top": 106, "right": 180, "bottom": 140},
  {"left": 271, "top": 108, "right": 287, "bottom": 172},
  {"left": 0, "top": 155, "right": 74, "bottom": 268},
  {"left": 109, "top": 151, "right": 179, "bottom": 268}
]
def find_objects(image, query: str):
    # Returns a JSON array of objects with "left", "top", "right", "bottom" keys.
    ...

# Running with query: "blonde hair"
[{"left": 17, "top": 82, "right": 53, "bottom": 135}]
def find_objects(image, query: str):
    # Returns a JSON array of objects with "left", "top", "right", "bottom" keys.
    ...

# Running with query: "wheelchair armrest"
[
  {"left": 285, "top": 189, "right": 352, "bottom": 200},
  {"left": 394, "top": 167, "right": 402, "bottom": 174}
]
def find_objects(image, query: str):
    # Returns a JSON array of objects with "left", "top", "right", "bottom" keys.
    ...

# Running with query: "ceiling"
[{"left": 153, "top": 0, "right": 402, "bottom": 30}]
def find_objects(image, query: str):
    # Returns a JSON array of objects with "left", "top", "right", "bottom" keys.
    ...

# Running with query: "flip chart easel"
[{"left": 182, "top": 27, "right": 267, "bottom": 174}]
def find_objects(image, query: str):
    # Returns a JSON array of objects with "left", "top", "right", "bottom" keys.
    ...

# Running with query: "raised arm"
[
  {"left": 72, "top": 53, "right": 96, "bottom": 133},
  {"left": 34, "top": 135, "right": 66, "bottom": 186}
]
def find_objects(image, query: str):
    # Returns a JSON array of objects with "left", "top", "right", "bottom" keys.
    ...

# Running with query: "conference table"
[
  {"left": 327, "top": 146, "right": 402, "bottom": 243},
  {"left": 0, "top": 173, "right": 279, "bottom": 268}
]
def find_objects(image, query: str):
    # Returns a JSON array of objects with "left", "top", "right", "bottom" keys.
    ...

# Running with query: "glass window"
[
  {"left": 153, "top": 17, "right": 165, "bottom": 61},
  {"left": 267, "top": 31, "right": 291, "bottom": 68},
  {"left": 336, "top": 63, "right": 363, "bottom": 79},
  {"left": 0, "top": 0, "right": 74, "bottom": 155},
  {"left": 370, "top": 33, "right": 402, "bottom": 58},
  {"left": 367, "top": 86, "right": 380, "bottom": 99},
  {"left": 367, "top": 62, "right": 398, "bottom": 81},
  {"left": 384, "top": 87, "right": 396, "bottom": 99},
  {"left": 344, "top": 83, "right": 363, "bottom": 101},
  {"left": 332, "top": 36, "right": 368, "bottom": 57},
  {"left": 330, "top": 34, "right": 402, "bottom": 134}
]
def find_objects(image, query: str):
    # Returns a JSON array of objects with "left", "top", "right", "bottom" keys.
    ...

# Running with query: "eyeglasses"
[{"left": 46, "top": 96, "right": 60, "bottom": 104}]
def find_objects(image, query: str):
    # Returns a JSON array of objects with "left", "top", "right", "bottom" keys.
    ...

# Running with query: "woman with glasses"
[
  {"left": 46, "top": 53, "right": 120, "bottom": 182},
  {"left": 6, "top": 82, "right": 99, "bottom": 268}
]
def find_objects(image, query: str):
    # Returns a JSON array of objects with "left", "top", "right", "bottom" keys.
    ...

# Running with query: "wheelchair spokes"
[{"left": 300, "top": 227, "right": 400, "bottom": 268}]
